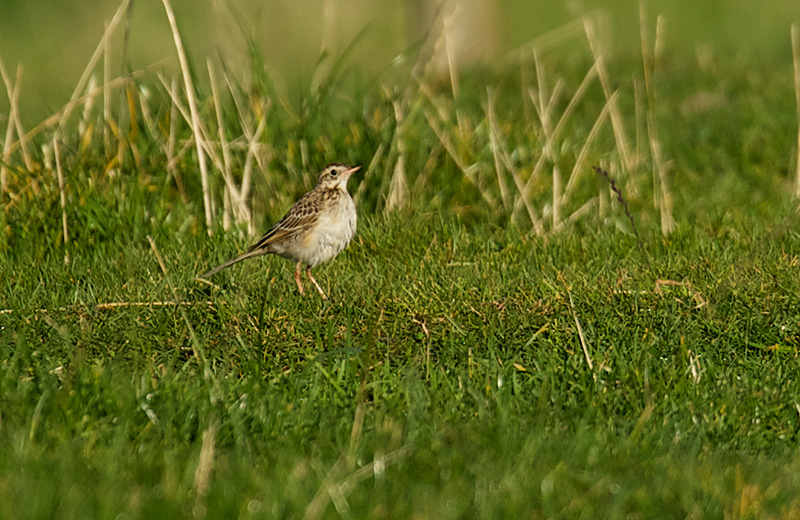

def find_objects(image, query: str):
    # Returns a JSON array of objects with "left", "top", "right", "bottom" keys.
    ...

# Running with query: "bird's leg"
[
  {"left": 305, "top": 266, "right": 327, "bottom": 300},
  {"left": 294, "top": 261, "right": 305, "bottom": 295}
]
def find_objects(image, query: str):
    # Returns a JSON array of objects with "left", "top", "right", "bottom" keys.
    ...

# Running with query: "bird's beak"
[{"left": 343, "top": 165, "right": 361, "bottom": 179}]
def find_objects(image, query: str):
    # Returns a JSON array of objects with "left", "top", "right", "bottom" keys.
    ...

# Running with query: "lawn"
[{"left": 2, "top": 2, "right": 800, "bottom": 518}]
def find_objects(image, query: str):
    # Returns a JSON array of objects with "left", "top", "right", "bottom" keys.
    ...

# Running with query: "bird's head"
[{"left": 316, "top": 163, "right": 360, "bottom": 191}]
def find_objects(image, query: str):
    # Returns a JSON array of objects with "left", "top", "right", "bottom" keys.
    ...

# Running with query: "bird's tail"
[{"left": 197, "top": 249, "right": 265, "bottom": 279}]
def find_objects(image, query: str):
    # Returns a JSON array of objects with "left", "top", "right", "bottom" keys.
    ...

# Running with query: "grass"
[
  {"left": 3, "top": 221, "right": 800, "bottom": 518},
  {"left": 3, "top": 2, "right": 800, "bottom": 518}
]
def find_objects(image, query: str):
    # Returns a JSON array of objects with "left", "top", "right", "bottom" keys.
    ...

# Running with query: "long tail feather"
[{"left": 198, "top": 249, "right": 265, "bottom": 279}]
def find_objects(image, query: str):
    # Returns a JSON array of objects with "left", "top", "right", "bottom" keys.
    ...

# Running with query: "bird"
[{"left": 199, "top": 163, "right": 360, "bottom": 299}]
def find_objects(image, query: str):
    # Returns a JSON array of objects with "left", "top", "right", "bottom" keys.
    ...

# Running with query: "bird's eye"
[{"left": 330, "top": 169, "right": 338, "bottom": 176}]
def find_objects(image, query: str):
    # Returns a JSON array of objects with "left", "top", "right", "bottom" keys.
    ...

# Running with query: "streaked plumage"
[{"left": 199, "top": 163, "right": 359, "bottom": 299}]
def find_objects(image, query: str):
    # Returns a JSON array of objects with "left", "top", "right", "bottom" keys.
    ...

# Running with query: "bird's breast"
[{"left": 303, "top": 194, "right": 356, "bottom": 267}]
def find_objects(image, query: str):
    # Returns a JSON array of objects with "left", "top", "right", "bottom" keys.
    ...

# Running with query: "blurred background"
[{"left": 1, "top": 0, "right": 799, "bottom": 120}]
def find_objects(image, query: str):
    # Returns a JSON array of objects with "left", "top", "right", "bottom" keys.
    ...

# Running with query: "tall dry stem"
[
  {"left": 1, "top": 64, "right": 21, "bottom": 199},
  {"left": 640, "top": 4, "right": 674, "bottom": 235},
  {"left": 485, "top": 91, "right": 543, "bottom": 233},
  {"left": 0, "top": 59, "right": 33, "bottom": 173},
  {"left": 792, "top": 24, "right": 800, "bottom": 199},
  {"left": 529, "top": 50, "right": 565, "bottom": 229},
  {"left": 208, "top": 61, "right": 234, "bottom": 230},
  {"left": 514, "top": 55, "right": 599, "bottom": 222},
  {"left": 385, "top": 98, "right": 408, "bottom": 215},
  {"left": 161, "top": 0, "right": 213, "bottom": 235},
  {"left": 53, "top": 138, "right": 69, "bottom": 264},
  {"left": 486, "top": 89, "right": 510, "bottom": 210},
  {"left": 223, "top": 70, "right": 270, "bottom": 219},
  {"left": 79, "top": 76, "right": 98, "bottom": 143},
  {"left": 583, "top": 14, "right": 634, "bottom": 173},
  {"left": 58, "top": 0, "right": 131, "bottom": 135},
  {"left": 565, "top": 94, "right": 613, "bottom": 197},
  {"left": 104, "top": 19, "right": 112, "bottom": 149}
]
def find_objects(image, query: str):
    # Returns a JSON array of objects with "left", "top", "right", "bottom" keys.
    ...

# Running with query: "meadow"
[{"left": 2, "top": 1, "right": 800, "bottom": 518}]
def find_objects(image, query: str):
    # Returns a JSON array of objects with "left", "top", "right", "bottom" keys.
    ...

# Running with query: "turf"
[
  {"left": 3, "top": 6, "right": 800, "bottom": 519},
  {"left": 4, "top": 216, "right": 800, "bottom": 518}
]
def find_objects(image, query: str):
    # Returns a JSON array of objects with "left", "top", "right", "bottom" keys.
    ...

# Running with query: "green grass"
[
  {"left": 3, "top": 5, "right": 800, "bottom": 518},
  {"left": 4, "top": 220, "right": 800, "bottom": 518}
]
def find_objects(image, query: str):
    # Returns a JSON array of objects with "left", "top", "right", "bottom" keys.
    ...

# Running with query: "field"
[{"left": 2, "top": 1, "right": 800, "bottom": 518}]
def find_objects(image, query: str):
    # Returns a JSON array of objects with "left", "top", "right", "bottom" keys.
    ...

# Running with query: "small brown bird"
[{"left": 199, "top": 163, "right": 360, "bottom": 299}]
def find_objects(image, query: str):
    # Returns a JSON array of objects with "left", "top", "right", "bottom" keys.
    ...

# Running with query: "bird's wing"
[{"left": 246, "top": 194, "right": 319, "bottom": 253}]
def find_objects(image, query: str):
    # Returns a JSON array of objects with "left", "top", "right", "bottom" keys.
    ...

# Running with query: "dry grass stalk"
[
  {"left": 419, "top": 81, "right": 450, "bottom": 123},
  {"left": 651, "top": 136, "right": 674, "bottom": 234},
  {"left": 119, "top": 80, "right": 141, "bottom": 169},
  {"left": 485, "top": 89, "right": 510, "bottom": 210},
  {"left": 53, "top": 138, "right": 69, "bottom": 264},
  {"left": 386, "top": 155, "right": 408, "bottom": 215},
  {"left": 208, "top": 61, "right": 232, "bottom": 183},
  {"left": 95, "top": 301, "right": 202, "bottom": 309},
  {"left": 514, "top": 56, "right": 600, "bottom": 222},
  {"left": 687, "top": 350, "right": 702, "bottom": 384},
  {"left": 568, "top": 291, "right": 593, "bottom": 370},
  {"left": 551, "top": 60, "right": 599, "bottom": 147},
  {"left": 554, "top": 197, "right": 597, "bottom": 233},
  {"left": 208, "top": 61, "right": 238, "bottom": 232},
  {"left": 385, "top": 97, "right": 409, "bottom": 214},
  {"left": 1, "top": 301, "right": 215, "bottom": 315},
  {"left": 0, "top": 59, "right": 33, "bottom": 174},
  {"left": 241, "top": 116, "right": 267, "bottom": 219},
  {"left": 138, "top": 79, "right": 189, "bottom": 202},
  {"left": 792, "top": 24, "right": 800, "bottom": 198},
  {"left": 137, "top": 87, "right": 160, "bottom": 145},
  {"left": 223, "top": 70, "right": 270, "bottom": 223},
  {"left": 78, "top": 76, "right": 98, "bottom": 146},
  {"left": 11, "top": 71, "right": 147, "bottom": 159},
  {"left": 424, "top": 109, "right": 497, "bottom": 209},
  {"left": 552, "top": 165, "right": 562, "bottom": 228},
  {"left": 640, "top": 6, "right": 674, "bottom": 234},
  {"left": 57, "top": 0, "right": 131, "bottom": 134},
  {"left": 505, "top": 18, "right": 585, "bottom": 61},
  {"left": 193, "top": 420, "right": 217, "bottom": 513},
  {"left": 529, "top": 49, "right": 565, "bottom": 229},
  {"left": 565, "top": 92, "right": 613, "bottom": 197},
  {"left": 633, "top": 79, "right": 645, "bottom": 173},
  {"left": 222, "top": 185, "right": 231, "bottom": 231},
  {"left": 303, "top": 445, "right": 413, "bottom": 520},
  {"left": 654, "top": 279, "right": 707, "bottom": 309},
  {"left": 582, "top": 15, "right": 635, "bottom": 173},
  {"left": 354, "top": 143, "right": 384, "bottom": 205},
  {"left": 383, "top": 32, "right": 442, "bottom": 215},
  {"left": 155, "top": 73, "right": 228, "bottom": 225},
  {"left": 166, "top": 77, "right": 188, "bottom": 202},
  {"left": 161, "top": 0, "right": 213, "bottom": 235},
  {"left": 116, "top": 0, "right": 134, "bottom": 126},
  {"left": 1, "top": 63, "right": 21, "bottom": 199},
  {"left": 160, "top": 65, "right": 253, "bottom": 232},
  {"left": 486, "top": 89, "right": 544, "bottom": 231},
  {"left": 103, "top": 19, "right": 112, "bottom": 149},
  {"left": 443, "top": 10, "right": 460, "bottom": 98}
]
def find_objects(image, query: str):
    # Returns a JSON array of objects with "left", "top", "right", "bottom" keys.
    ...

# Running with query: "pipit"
[{"left": 199, "top": 163, "right": 360, "bottom": 299}]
